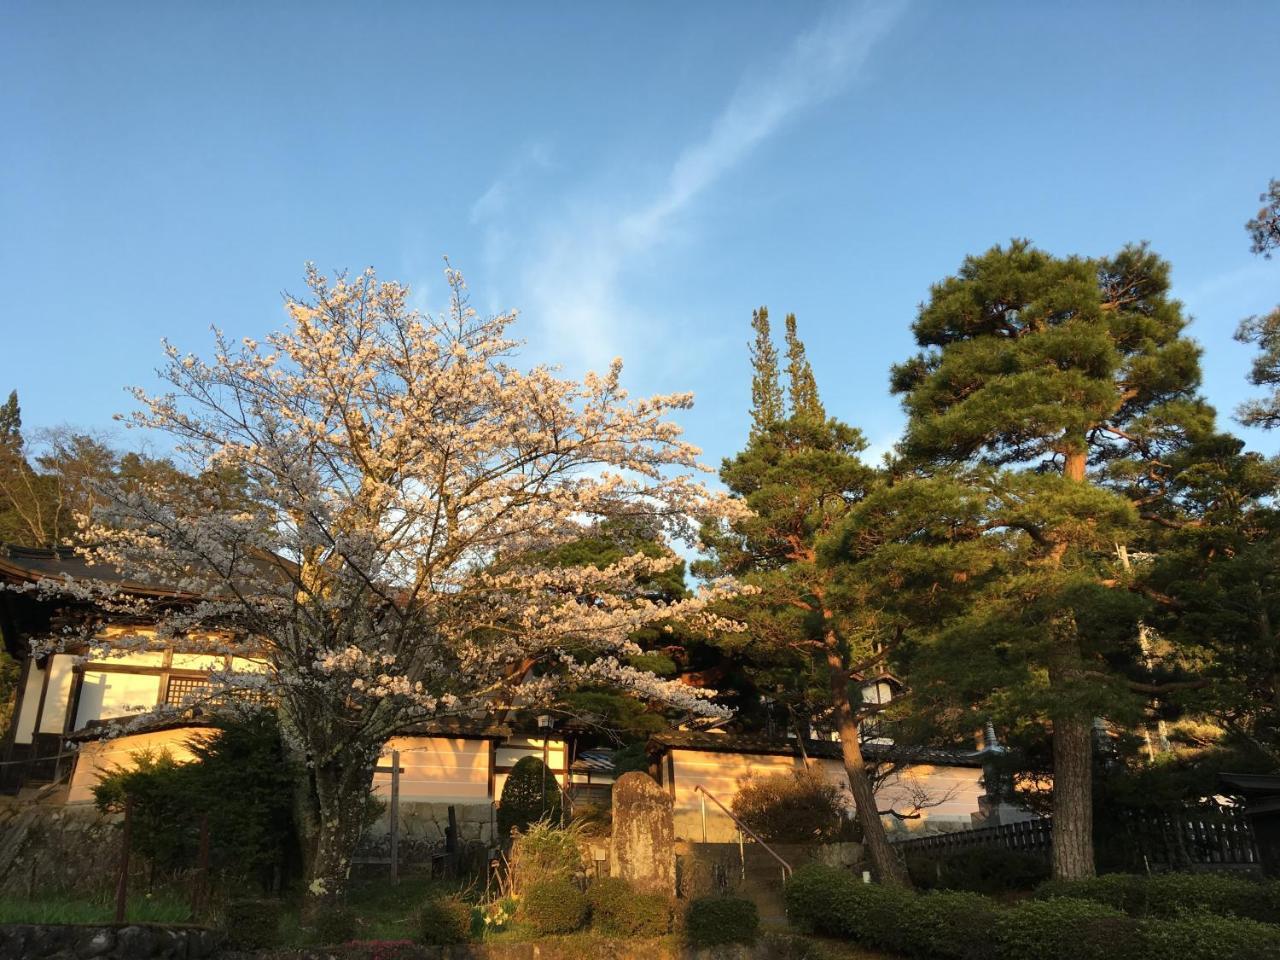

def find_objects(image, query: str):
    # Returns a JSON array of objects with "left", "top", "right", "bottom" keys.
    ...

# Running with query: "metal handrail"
[{"left": 693, "top": 783, "right": 793, "bottom": 879}]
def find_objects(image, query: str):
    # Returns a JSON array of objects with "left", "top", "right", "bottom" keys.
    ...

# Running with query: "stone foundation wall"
[
  {"left": 0, "top": 798, "right": 123, "bottom": 897},
  {"left": 357, "top": 801, "right": 497, "bottom": 866},
  {"left": 0, "top": 923, "right": 220, "bottom": 959}
]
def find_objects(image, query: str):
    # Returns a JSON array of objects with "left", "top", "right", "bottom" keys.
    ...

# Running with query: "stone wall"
[
  {"left": 0, "top": 923, "right": 220, "bottom": 959},
  {"left": 0, "top": 798, "right": 123, "bottom": 897}
]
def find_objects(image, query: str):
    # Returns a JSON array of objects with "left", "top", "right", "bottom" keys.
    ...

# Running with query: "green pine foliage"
[
  {"left": 750, "top": 306, "right": 786, "bottom": 433},
  {"left": 870, "top": 240, "right": 1213, "bottom": 879},
  {"left": 92, "top": 712, "right": 298, "bottom": 889}
]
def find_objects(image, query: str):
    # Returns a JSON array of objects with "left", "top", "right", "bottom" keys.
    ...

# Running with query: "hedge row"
[
  {"left": 1035, "top": 871, "right": 1280, "bottom": 924},
  {"left": 785, "top": 864, "right": 1280, "bottom": 960}
]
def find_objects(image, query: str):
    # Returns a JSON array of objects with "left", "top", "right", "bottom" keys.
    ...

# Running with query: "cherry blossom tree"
[{"left": 23, "top": 265, "right": 745, "bottom": 909}]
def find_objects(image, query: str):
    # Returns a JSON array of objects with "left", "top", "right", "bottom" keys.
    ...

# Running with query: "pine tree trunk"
[
  {"left": 1050, "top": 709, "right": 1095, "bottom": 880},
  {"left": 1048, "top": 447, "right": 1096, "bottom": 881},
  {"left": 828, "top": 647, "right": 910, "bottom": 887}
]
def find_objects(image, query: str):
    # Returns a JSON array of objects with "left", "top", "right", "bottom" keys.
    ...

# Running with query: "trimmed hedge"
[
  {"left": 520, "top": 879, "right": 589, "bottom": 935},
  {"left": 685, "top": 896, "right": 759, "bottom": 948},
  {"left": 900, "top": 891, "right": 1002, "bottom": 960},
  {"left": 416, "top": 894, "right": 474, "bottom": 944},
  {"left": 1036, "top": 871, "right": 1280, "bottom": 924},
  {"left": 784, "top": 862, "right": 1280, "bottom": 960},
  {"left": 587, "top": 877, "right": 671, "bottom": 937},
  {"left": 993, "top": 898, "right": 1125, "bottom": 960},
  {"left": 222, "top": 898, "right": 282, "bottom": 950}
]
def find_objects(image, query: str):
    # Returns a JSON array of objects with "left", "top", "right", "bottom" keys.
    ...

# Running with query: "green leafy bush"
[
  {"left": 1035, "top": 873, "right": 1148, "bottom": 913},
  {"left": 684, "top": 896, "right": 759, "bottom": 948},
  {"left": 1037, "top": 871, "right": 1280, "bottom": 924},
  {"left": 1136, "top": 911, "right": 1280, "bottom": 960},
  {"left": 784, "top": 864, "right": 859, "bottom": 936},
  {"left": 730, "top": 768, "right": 847, "bottom": 843},
  {"left": 907, "top": 845, "right": 1049, "bottom": 894},
  {"left": 222, "top": 898, "right": 282, "bottom": 950},
  {"left": 519, "top": 879, "right": 589, "bottom": 935},
  {"left": 587, "top": 877, "right": 671, "bottom": 937},
  {"left": 994, "top": 898, "right": 1125, "bottom": 960},
  {"left": 415, "top": 893, "right": 474, "bottom": 945},
  {"left": 313, "top": 906, "right": 358, "bottom": 944},
  {"left": 498, "top": 757, "right": 563, "bottom": 838},
  {"left": 900, "top": 890, "right": 1003, "bottom": 960}
]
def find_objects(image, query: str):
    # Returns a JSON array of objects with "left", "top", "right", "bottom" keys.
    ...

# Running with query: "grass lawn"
[{"left": 0, "top": 892, "right": 193, "bottom": 925}]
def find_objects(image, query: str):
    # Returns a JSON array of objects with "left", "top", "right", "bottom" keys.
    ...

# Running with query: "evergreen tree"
[
  {"left": 888, "top": 240, "right": 1211, "bottom": 879},
  {"left": 0, "top": 391, "right": 21, "bottom": 450},
  {"left": 1235, "top": 177, "right": 1280, "bottom": 428},
  {"left": 750, "top": 307, "right": 785, "bottom": 434},
  {"left": 700, "top": 314, "right": 909, "bottom": 886},
  {"left": 783, "top": 313, "right": 824, "bottom": 421}
]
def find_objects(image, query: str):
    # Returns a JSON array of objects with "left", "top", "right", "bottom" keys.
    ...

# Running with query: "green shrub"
[
  {"left": 907, "top": 845, "right": 1049, "bottom": 894},
  {"left": 313, "top": 906, "right": 358, "bottom": 944},
  {"left": 415, "top": 894, "right": 474, "bottom": 945},
  {"left": 520, "top": 879, "right": 589, "bottom": 935},
  {"left": 1037, "top": 871, "right": 1280, "bottom": 924},
  {"left": 1145, "top": 872, "right": 1278, "bottom": 923},
  {"left": 684, "top": 896, "right": 759, "bottom": 948},
  {"left": 901, "top": 890, "right": 1003, "bottom": 960},
  {"left": 498, "top": 757, "right": 563, "bottom": 838},
  {"left": 222, "top": 898, "right": 282, "bottom": 950},
  {"left": 587, "top": 877, "right": 671, "bottom": 937},
  {"left": 784, "top": 863, "right": 858, "bottom": 936},
  {"left": 758, "top": 932, "right": 839, "bottom": 960},
  {"left": 1035, "top": 873, "right": 1149, "bottom": 913},
  {"left": 994, "top": 898, "right": 1126, "bottom": 960},
  {"left": 1137, "top": 912, "right": 1280, "bottom": 960}
]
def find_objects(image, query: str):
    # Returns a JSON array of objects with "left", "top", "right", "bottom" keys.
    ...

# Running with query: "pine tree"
[
  {"left": 701, "top": 315, "right": 910, "bottom": 886},
  {"left": 749, "top": 307, "right": 785, "bottom": 434},
  {"left": 1235, "top": 177, "right": 1280, "bottom": 428},
  {"left": 784, "top": 313, "right": 825, "bottom": 421},
  {"left": 888, "top": 240, "right": 1211, "bottom": 880},
  {"left": 0, "top": 391, "right": 20, "bottom": 450}
]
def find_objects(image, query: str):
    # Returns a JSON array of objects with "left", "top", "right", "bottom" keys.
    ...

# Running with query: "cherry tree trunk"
[{"left": 301, "top": 755, "right": 378, "bottom": 917}]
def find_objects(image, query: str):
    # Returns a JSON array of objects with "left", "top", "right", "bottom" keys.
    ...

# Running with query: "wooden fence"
[{"left": 891, "top": 807, "right": 1261, "bottom": 870}]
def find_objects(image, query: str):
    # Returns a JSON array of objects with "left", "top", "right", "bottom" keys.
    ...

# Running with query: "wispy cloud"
[{"left": 474, "top": 1, "right": 907, "bottom": 373}]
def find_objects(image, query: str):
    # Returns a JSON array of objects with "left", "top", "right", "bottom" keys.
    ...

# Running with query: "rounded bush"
[
  {"left": 994, "top": 898, "right": 1126, "bottom": 960},
  {"left": 1137, "top": 912, "right": 1280, "bottom": 960},
  {"left": 313, "top": 906, "right": 358, "bottom": 944},
  {"left": 520, "top": 879, "right": 589, "bottom": 935},
  {"left": 223, "top": 899, "right": 282, "bottom": 950},
  {"left": 684, "top": 896, "right": 759, "bottom": 948},
  {"left": 416, "top": 894, "right": 474, "bottom": 945},
  {"left": 1034, "top": 873, "right": 1148, "bottom": 914},
  {"left": 1145, "top": 872, "right": 1278, "bottom": 923},
  {"left": 901, "top": 890, "right": 1003, "bottom": 960},
  {"left": 587, "top": 876, "right": 671, "bottom": 937},
  {"left": 784, "top": 863, "right": 858, "bottom": 935}
]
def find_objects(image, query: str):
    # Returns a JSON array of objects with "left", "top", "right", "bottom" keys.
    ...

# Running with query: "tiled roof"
[{"left": 646, "top": 730, "right": 986, "bottom": 768}]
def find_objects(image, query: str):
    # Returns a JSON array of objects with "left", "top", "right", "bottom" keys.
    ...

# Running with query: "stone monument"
[{"left": 608, "top": 771, "right": 675, "bottom": 895}]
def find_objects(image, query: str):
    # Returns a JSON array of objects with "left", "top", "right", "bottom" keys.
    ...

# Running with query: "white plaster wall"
[
  {"left": 74, "top": 671, "right": 161, "bottom": 729},
  {"left": 374, "top": 736, "right": 491, "bottom": 804},
  {"left": 38, "top": 654, "right": 78, "bottom": 734},
  {"left": 12, "top": 663, "right": 44, "bottom": 745}
]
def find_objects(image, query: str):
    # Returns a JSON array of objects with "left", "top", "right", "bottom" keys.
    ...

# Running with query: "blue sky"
[{"left": 3, "top": 1, "right": 1279, "bottom": 472}]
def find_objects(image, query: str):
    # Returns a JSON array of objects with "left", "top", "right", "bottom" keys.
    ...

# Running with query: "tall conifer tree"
[
  {"left": 888, "top": 240, "right": 1210, "bottom": 879},
  {"left": 702, "top": 313, "right": 910, "bottom": 886},
  {"left": 784, "top": 313, "right": 825, "bottom": 421},
  {"left": 749, "top": 307, "right": 785, "bottom": 434}
]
